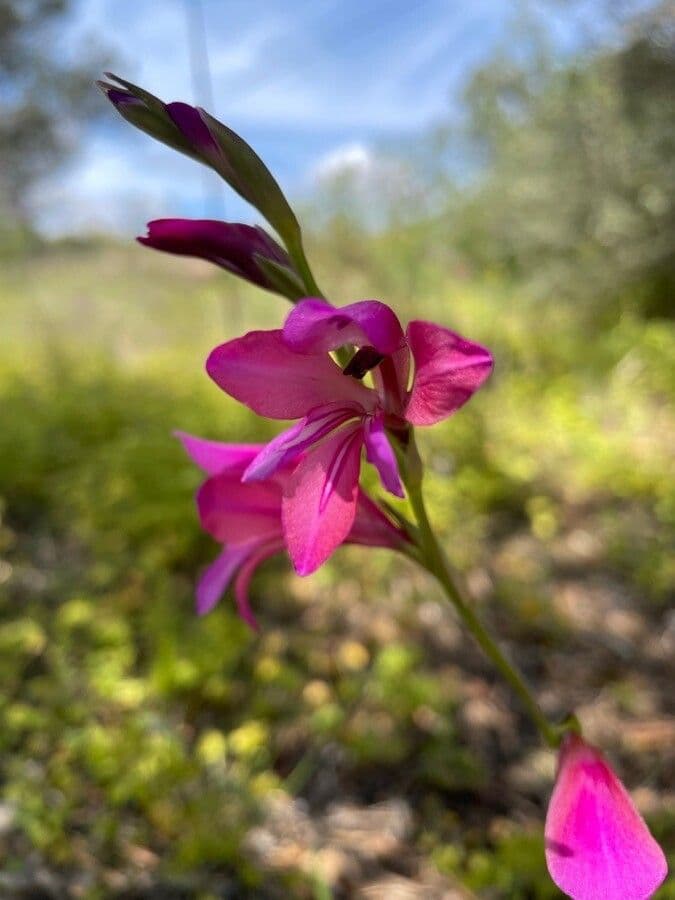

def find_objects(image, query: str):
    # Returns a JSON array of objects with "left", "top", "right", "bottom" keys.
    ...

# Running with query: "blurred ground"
[{"left": 0, "top": 242, "right": 673, "bottom": 898}]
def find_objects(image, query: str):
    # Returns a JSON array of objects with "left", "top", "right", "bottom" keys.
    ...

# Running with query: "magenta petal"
[
  {"left": 282, "top": 424, "right": 363, "bottom": 575},
  {"left": 243, "top": 403, "right": 362, "bottom": 482},
  {"left": 283, "top": 298, "right": 406, "bottom": 356},
  {"left": 197, "top": 473, "right": 282, "bottom": 544},
  {"left": 545, "top": 735, "right": 667, "bottom": 900},
  {"left": 372, "top": 344, "right": 411, "bottom": 414},
  {"left": 105, "top": 88, "right": 143, "bottom": 108},
  {"left": 243, "top": 420, "right": 308, "bottom": 481},
  {"left": 363, "top": 414, "right": 404, "bottom": 498},
  {"left": 350, "top": 491, "right": 410, "bottom": 550},
  {"left": 405, "top": 320, "right": 493, "bottom": 426},
  {"left": 138, "top": 219, "right": 292, "bottom": 288},
  {"left": 166, "top": 101, "right": 220, "bottom": 158},
  {"left": 196, "top": 544, "right": 252, "bottom": 615},
  {"left": 176, "top": 431, "right": 262, "bottom": 476},
  {"left": 233, "top": 538, "right": 284, "bottom": 631},
  {"left": 207, "top": 330, "right": 374, "bottom": 420}
]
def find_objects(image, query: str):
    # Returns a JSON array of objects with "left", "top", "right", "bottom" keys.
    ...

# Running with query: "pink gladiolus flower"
[
  {"left": 206, "top": 299, "right": 492, "bottom": 575},
  {"left": 545, "top": 733, "right": 667, "bottom": 900},
  {"left": 178, "top": 431, "right": 409, "bottom": 628}
]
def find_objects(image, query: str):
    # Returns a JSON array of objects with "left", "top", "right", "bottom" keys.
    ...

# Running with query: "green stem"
[
  {"left": 401, "top": 436, "right": 560, "bottom": 748},
  {"left": 288, "top": 233, "right": 324, "bottom": 298}
]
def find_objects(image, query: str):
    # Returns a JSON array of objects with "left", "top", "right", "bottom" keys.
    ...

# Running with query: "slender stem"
[
  {"left": 401, "top": 438, "right": 560, "bottom": 748},
  {"left": 288, "top": 233, "right": 324, "bottom": 298}
]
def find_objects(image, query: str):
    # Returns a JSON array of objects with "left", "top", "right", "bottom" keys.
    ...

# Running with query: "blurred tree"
[
  {"left": 453, "top": 1, "right": 675, "bottom": 319},
  {"left": 0, "top": 0, "right": 108, "bottom": 235}
]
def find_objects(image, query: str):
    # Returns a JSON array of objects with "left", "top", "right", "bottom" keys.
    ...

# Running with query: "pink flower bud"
[
  {"left": 545, "top": 733, "right": 667, "bottom": 900},
  {"left": 138, "top": 220, "right": 303, "bottom": 298}
]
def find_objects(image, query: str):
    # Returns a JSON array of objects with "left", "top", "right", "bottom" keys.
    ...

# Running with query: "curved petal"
[
  {"left": 103, "top": 87, "right": 144, "bottom": 108},
  {"left": 176, "top": 431, "right": 262, "bottom": 476},
  {"left": 284, "top": 298, "right": 406, "bottom": 356},
  {"left": 206, "top": 330, "right": 373, "bottom": 420},
  {"left": 350, "top": 491, "right": 410, "bottom": 551},
  {"left": 545, "top": 735, "right": 667, "bottom": 900},
  {"left": 233, "top": 538, "right": 285, "bottom": 631},
  {"left": 405, "top": 320, "right": 493, "bottom": 426},
  {"left": 372, "top": 345, "right": 410, "bottom": 415},
  {"left": 197, "top": 473, "right": 282, "bottom": 544},
  {"left": 166, "top": 101, "right": 221, "bottom": 160},
  {"left": 138, "top": 220, "right": 291, "bottom": 288},
  {"left": 195, "top": 544, "right": 253, "bottom": 615},
  {"left": 363, "top": 414, "right": 404, "bottom": 498},
  {"left": 243, "top": 402, "right": 362, "bottom": 482},
  {"left": 282, "top": 424, "right": 363, "bottom": 575}
]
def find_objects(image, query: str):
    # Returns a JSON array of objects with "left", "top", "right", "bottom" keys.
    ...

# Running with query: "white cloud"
[{"left": 311, "top": 142, "right": 374, "bottom": 181}]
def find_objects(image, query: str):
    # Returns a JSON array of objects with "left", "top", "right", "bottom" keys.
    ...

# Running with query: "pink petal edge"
[
  {"left": 405, "top": 320, "right": 493, "bottom": 426},
  {"left": 232, "top": 538, "right": 284, "bottom": 631},
  {"left": 283, "top": 298, "right": 406, "bottom": 356},
  {"left": 363, "top": 414, "right": 404, "bottom": 498},
  {"left": 206, "top": 329, "right": 373, "bottom": 420},
  {"left": 176, "top": 430, "right": 262, "bottom": 476},
  {"left": 195, "top": 544, "right": 253, "bottom": 615}
]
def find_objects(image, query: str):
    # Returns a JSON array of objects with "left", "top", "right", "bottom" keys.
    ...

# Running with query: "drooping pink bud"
[
  {"left": 138, "top": 220, "right": 304, "bottom": 299},
  {"left": 545, "top": 733, "right": 667, "bottom": 900}
]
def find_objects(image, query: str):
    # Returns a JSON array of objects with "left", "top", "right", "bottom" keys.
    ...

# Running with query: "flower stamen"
[{"left": 342, "top": 346, "right": 385, "bottom": 379}]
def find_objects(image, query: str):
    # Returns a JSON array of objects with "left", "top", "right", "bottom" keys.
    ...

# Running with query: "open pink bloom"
[
  {"left": 206, "top": 298, "right": 492, "bottom": 575},
  {"left": 178, "top": 431, "right": 409, "bottom": 628},
  {"left": 545, "top": 733, "right": 667, "bottom": 900}
]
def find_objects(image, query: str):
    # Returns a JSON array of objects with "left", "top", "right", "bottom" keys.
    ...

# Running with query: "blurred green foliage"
[
  {"left": 451, "top": 2, "right": 675, "bottom": 320},
  {"left": 314, "top": 3, "right": 674, "bottom": 323}
]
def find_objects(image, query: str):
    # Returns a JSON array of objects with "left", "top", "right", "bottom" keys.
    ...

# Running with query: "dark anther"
[{"left": 342, "top": 346, "right": 385, "bottom": 379}]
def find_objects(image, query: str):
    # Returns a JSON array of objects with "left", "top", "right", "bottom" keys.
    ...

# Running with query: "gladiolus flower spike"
[
  {"left": 103, "top": 77, "right": 667, "bottom": 900},
  {"left": 545, "top": 734, "right": 667, "bottom": 900},
  {"left": 206, "top": 298, "right": 493, "bottom": 576}
]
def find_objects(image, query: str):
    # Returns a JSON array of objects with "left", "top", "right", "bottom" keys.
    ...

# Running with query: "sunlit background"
[{"left": 1, "top": 0, "right": 673, "bottom": 897}]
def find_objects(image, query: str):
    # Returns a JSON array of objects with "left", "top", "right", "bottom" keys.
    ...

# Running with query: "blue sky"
[{"left": 36, "top": 0, "right": 613, "bottom": 235}]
